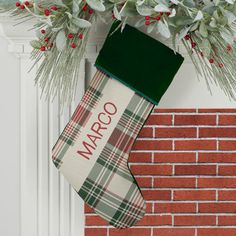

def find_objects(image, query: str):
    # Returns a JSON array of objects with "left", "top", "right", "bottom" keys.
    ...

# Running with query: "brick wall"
[{"left": 84, "top": 109, "right": 236, "bottom": 236}]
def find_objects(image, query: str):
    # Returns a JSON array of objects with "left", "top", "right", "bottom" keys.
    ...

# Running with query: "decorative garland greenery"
[{"left": 1, "top": 0, "right": 236, "bottom": 104}]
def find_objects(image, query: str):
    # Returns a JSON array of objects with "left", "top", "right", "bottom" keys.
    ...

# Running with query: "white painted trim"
[{"left": 0, "top": 18, "right": 89, "bottom": 236}]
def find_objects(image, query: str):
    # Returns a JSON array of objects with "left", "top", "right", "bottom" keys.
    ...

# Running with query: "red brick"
[
  {"left": 198, "top": 177, "right": 236, "bottom": 188},
  {"left": 154, "top": 203, "right": 196, "bottom": 213},
  {"left": 130, "top": 164, "right": 172, "bottom": 175},
  {"left": 198, "top": 152, "right": 236, "bottom": 163},
  {"left": 154, "top": 108, "right": 197, "bottom": 113},
  {"left": 219, "top": 115, "right": 236, "bottom": 125},
  {"left": 135, "top": 177, "right": 152, "bottom": 188},
  {"left": 109, "top": 228, "right": 151, "bottom": 236},
  {"left": 153, "top": 228, "right": 195, "bottom": 236},
  {"left": 154, "top": 177, "right": 196, "bottom": 188},
  {"left": 129, "top": 152, "right": 152, "bottom": 163},
  {"left": 145, "top": 202, "right": 153, "bottom": 213},
  {"left": 137, "top": 127, "right": 153, "bottom": 138},
  {"left": 218, "top": 216, "right": 236, "bottom": 226},
  {"left": 198, "top": 109, "right": 236, "bottom": 113},
  {"left": 145, "top": 114, "right": 172, "bottom": 125},
  {"left": 199, "top": 203, "right": 236, "bottom": 213},
  {"left": 154, "top": 152, "right": 196, "bottom": 163},
  {"left": 175, "top": 165, "right": 216, "bottom": 175},
  {"left": 199, "top": 128, "right": 236, "bottom": 138},
  {"left": 85, "top": 109, "right": 236, "bottom": 232},
  {"left": 174, "top": 215, "right": 216, "bottom": 226},
  {"left": 174, "top": 115, "right": 216, "bottom": 126},
  {"left": 219, "top": 140, "right": 236, "bottom": 150},
  {"left": 132, "top": 140, "right": 172, "bottom": 150},
  {"left": 155, "top": 128, "right": 196, "bottom": 138},
  {"left": 85, "top": 216, "right": 108, "bottom": 226},
  {"left": 85, "top": 228, "right": 107, "bottom": 236},
  {"left": 142, "top": 190, "right": 171, "bottom": 200},
  {"left": 173, "top": 190, "right": 216, "bottom": 201},
  {"left": 218, "top": 165, "right": 236, "bottom": 175},
  {"left": 198, "top": 228, "right": 236, "bottom": 236},
  {"left": 175, "top": 140, "right": 216, "bottom": 150},
  {"left": 84, "top": 204, "right": 94, "bottom": 213},
  {"left": 218, "top": 190, "right": 236, "bottom": 201},
  {"left": 136, "top": 215, "right": 172, "bottom": 226}
]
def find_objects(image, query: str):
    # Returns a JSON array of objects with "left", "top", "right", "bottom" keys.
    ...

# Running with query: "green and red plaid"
[
  {"left": 52, "top": 71, "right": 107, "bottom": 168},
  {"left": 52, "top": 70, "right": 154, "bottom": 228}
]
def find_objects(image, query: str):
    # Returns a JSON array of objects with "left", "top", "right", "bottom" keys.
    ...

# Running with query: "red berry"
[
  {"left": 20, "top": 5, "right": 25, "bottom": 9},
  {"left": 145, "top": 20, "right": 150, "bottom": 25},
  {"left": 78, "top": 33, "right": 83, "bottom": 39},
  {"left": 24, "top": 1, "right": 30, "bottom": 6},
  {"left": 16, "top": 2, "right": 21, "bottom": 7},
  {"left": 68, "top": 33, "right": 74, "bottom": 39},
  {"left": 71, "top": 43, "right": 77, "bottom": 49},
  {"left": 227, "top": 44, "right": 232, "bottom": 51},
  {"left": 41, "top": 29, "right": 46, "bottom": 34},
  {"left": 44, "top": 8, "right": 50, "bottom": 16},
  {"left": 51, "top": 6, "right": 58, "bottom": 11},
  {"left": 219, "top": 63, "right": 224, "bottom": 68},
  {"left": 156, "top": 15, "right": 161, "bottom": 21},
  {"left": 44, "top": 37, "right": 50, "bottom": 42},
  {"left": 166, "top": 12, "right": 171, "bottom": 16},
  {"left": 160, "top": 12, "right": 164, "bottom": 16},
  {"left": 40, "top": 46, "right": 46, "bottom": 52},
  {"left": 191, "top": 42, "right": 197, "bottom": 48},
  {"left": 89, "top": 9, "right": 94, "bottom": 14},
  {"left": 184, "top": 35, "right": 190, "bottom": 40},
  {"left": 145, "top": 16, "right": 150, "bottom": 20},
  {"left": 209, "top": 58, "right": 214, "bottom": 64},
  {"left": 83, "top": 5, "right": 88, "bottom": 11}
]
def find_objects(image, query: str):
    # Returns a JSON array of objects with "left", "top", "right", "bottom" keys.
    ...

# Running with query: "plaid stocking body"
[{"left": 52, "top": 70, "right": 154, "bottom": 228}]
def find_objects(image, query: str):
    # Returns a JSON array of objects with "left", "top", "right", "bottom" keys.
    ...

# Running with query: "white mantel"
[{"left": 0, "top": 14, "right": 235, "bottom": 236}]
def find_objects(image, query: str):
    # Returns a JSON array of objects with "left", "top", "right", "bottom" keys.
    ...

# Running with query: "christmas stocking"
[{"left": 52, "top": 23, "right": 184, "bottom": 228}]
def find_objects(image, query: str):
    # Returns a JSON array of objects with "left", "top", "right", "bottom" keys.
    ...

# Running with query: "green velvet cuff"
[{"left": 95, "top": 22, "right": 184, "bottom": 105}]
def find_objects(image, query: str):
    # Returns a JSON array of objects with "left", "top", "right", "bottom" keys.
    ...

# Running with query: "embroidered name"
[{"left": 77, "top": 102, "right": 117, "bottom": 160}]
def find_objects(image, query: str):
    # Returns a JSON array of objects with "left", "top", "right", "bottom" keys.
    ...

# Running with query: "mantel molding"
[
  {"left": 0, "top": 15, "right": 109, "bottom": 57},
  {"left": 0, "top": 15, "right": 35, "bottom": 56},
  {"left": 0, "top": 15, "right": 190, "bottom": 61}
]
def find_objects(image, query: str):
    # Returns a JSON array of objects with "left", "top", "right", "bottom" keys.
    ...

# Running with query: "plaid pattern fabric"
[
  {"left": 52, "top": 70, "right": 154, "bottom": 228},
  {"left": 52, "top": 71, "right": 108, "bottom": 168}
]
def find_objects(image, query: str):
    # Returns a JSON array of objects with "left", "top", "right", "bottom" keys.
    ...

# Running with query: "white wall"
[
  {"left": 0, "top": 21, "right": 235, "bottom": 236},
  {"left": 0, "top": 36, "right": 20, "bottom": 236},
  {"left": 159, "top": 61, "right": 236, "bottom": 107}
]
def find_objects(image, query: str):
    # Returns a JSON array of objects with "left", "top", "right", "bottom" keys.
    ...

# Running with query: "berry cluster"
[
  {"left": 184, "top": 34, "right": 228, "bottom": 68},
  {"left": 15, "top": 1, "right": 32, "bottom": 10},
  {"left": 144, "top": 12, "right": 171, "bottom": 26},
  {"left": 40, "top": 29, "right": 53, "bottom": 52},
  {"left": 44, "top": 6, "right": 58, "bottom": 16},
  {"left": 82, "top": 4, "right": 94, "bottom": 15},
  {"left": 68, "top": 33, "right": 84, "bottom": 49},
  {"left": 184, "top": 34, "right": 197, "bottom": 48}
]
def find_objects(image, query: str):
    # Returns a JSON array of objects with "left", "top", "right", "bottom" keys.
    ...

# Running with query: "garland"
[{"left": 1, "top": 0, "right": 236, "bottom": 104}]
